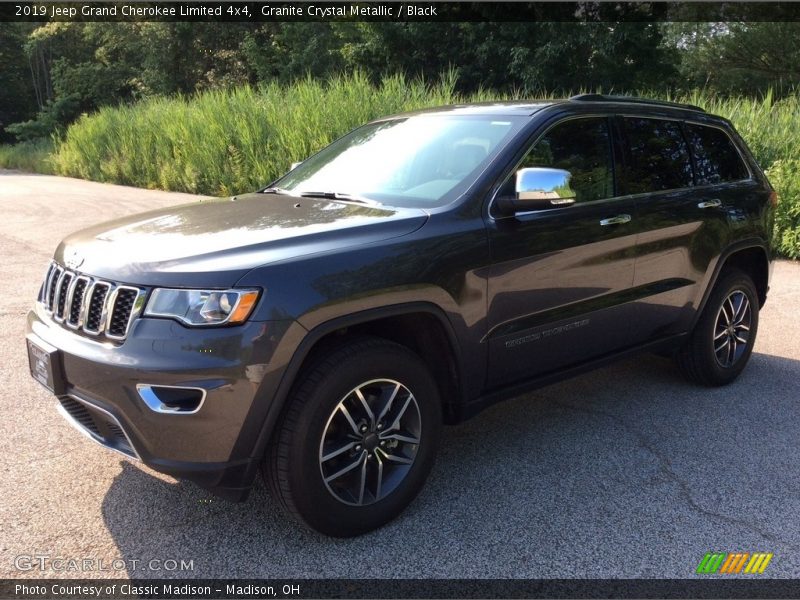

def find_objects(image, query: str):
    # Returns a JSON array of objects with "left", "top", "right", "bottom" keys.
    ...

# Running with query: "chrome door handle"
[
  {"left": 698, "top": 199, "right": 722, "bottom": 209},
  {"left": 600, "top": 214, "right": 631, "bottom": 226}
]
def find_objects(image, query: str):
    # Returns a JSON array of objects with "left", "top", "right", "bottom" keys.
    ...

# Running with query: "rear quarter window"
[
  {"left": 685, "top": 123, "right": 749, "bottom": 185},
  {"left": 621, "top": 117, "right": 694, "bottom": 195}
]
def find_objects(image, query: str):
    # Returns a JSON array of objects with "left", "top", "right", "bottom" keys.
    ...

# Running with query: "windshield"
[{"left": 272, "top": 115, "right": 527, "bottom": 208}]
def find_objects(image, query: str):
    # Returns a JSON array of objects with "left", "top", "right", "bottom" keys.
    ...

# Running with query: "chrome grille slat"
[
  {"left": 54, "top": 271, "right": 73, "bottom": 322},
  {"left": 38, "top": 261, "right": 143, "bottom": 342},
  {"left": 84, "top": 281, "right": 111, "bottom": 334},
  {"left": 46, "top": 266, "right": 63, "bottom": 313},
  {"left": 106, "top": 286, "right": 144, "bottom": 339},
  {"left": 66, "top": 276, "right": 90, "bottom": 328}
]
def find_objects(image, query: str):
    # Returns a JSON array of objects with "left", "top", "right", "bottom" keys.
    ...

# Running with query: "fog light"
[{"left": 136, "top": 385, "right": 206, "bottom": 414}]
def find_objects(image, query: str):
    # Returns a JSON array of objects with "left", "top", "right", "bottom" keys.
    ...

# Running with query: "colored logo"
[{"left": 696, "top": 552, "right": 773, "bottom": 574}]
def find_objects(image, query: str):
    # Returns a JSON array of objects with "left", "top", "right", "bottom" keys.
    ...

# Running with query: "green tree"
[
  {"left": 668, "top": 23, "right": 800, "bottom": 93},
  {"left": 0, "top": 23, "right": 37, "bottom": 142}
]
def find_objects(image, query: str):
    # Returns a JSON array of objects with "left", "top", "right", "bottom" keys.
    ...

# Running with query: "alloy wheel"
[
  {"left": 319, "top": 379, "right": 421, "bottom": 506},
  {"left": 713, "top": 290, "right": 752, "bottom": 368}
]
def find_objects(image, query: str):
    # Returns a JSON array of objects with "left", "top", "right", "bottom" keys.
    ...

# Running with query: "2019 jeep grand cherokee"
[{"left": 26, "top": 95, "right": 776, "bottom": 536}]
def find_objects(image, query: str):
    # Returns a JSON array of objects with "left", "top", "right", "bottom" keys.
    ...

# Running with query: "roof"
[
  {"left": 567, "top": 94, "right": 706, "bottom": 113},
  {"left": 384, "top": 101, "right": 555, "bottom": 119},
  {"left": 379, "top": 95, "right": 707, "bottom": 120}
]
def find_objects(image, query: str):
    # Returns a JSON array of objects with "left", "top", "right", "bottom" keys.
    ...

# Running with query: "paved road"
[{"left": 1, "top": 170, "right": 799, "bottom": 580}]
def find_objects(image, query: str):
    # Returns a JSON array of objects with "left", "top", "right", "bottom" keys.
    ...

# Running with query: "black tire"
[
  {"left": 676, "top": 268, "right": 760, "bottom": 386},
  {"left": 263, "top": 336, "right": 442, "bottom": 537}
]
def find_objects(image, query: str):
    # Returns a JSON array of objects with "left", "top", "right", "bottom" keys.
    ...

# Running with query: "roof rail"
[{"left": 569, "top": 94, "right": 706, "bottom": 113}]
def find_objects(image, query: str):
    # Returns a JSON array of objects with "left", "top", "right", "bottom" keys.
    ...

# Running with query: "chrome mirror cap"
[{"left": 516, "top": 167, "right": 576, "bottom": 204}]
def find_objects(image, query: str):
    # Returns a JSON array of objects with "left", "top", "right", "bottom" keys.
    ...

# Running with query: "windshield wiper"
[
  {"left": 261, "top": 186, "right": 293, "bottom": 195},
  {"left": 298, "top": 191, "right": 379, "bottom": 206}
]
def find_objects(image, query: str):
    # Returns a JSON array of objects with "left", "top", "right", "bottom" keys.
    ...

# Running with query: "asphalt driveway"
[{"left": 1, "top": 170, "right": 799, "bottom": 580}]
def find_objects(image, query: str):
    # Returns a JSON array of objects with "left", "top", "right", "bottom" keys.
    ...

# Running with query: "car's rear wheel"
[
  {"left": 676, "top": 268, "right": 760, "bottom": 386},
  {"left": 263, "top": 336, "right": 441, "bottom": 537}
]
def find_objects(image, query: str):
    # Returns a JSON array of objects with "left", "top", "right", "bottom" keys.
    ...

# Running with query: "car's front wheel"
[
  {"left": 263, "top": 336, "right": 441, "bottom": 537},
  {"left": 676, "top": 268, "right": 760, "bottom": 386}
]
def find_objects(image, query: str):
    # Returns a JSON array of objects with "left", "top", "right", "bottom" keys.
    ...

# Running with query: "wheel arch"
[
  {"left": 693, "top": 240, "right": 771, "bottom": 331},
  {"left": 249, "top": 302, "right": 465, "bottom": 467}
]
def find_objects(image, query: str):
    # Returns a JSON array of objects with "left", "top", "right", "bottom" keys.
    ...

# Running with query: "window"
[
  {"left": 277, "top": 115, "right": 525, "bottom": 208},
  {"left": 686, "top": 124, "right": 749, "bottom": 185},
  {"left": 621, "top": 118, "right": 693, "bottom": 194},
  {"left": 504, "top": 117, "right": 614, "bottom": 203}
]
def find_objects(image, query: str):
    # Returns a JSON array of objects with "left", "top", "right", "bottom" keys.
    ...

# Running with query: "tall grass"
[
  {"left": 0, "top": 138, "right": 55, "bottom": 174},
  {"left": 2, "top": 73, "right": 799, "bottom": 255},
  {"left": 51, "top": 71, "right": 496, "bottom": 196}
]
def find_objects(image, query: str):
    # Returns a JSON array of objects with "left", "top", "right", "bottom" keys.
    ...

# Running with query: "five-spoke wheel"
[
  {"left": 320, "top": 379, "right": 421, "bottom": 506},
  {"left": 713, "top": 290, "right": 752, "bottom": 368},
  {"left": 676, "top": 268, "right": 759, "bottom": 386},
  {"left": 264, "top": 336, "right": 441, "bottom": 537}
]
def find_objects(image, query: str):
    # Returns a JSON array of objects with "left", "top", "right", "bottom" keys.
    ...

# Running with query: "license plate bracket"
[{"left": 26, "top": 334, "right": 66, "bottom": 396}]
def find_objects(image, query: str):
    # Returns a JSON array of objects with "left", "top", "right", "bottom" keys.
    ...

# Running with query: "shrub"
[
  {"left": 2, "top": 76, "right": 799, "bottom": 257},
  {"left": 0, "top": 138, "right": 55, "bottom": 174},
  {"left": 766, "top": 160, "right": 800, "bottom": 259}
]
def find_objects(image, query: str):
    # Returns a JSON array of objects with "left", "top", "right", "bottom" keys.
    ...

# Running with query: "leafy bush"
[
  {"left": 2, "top": 75, "right": 799, "bottom": 256},
  {"left": 766, "top": 160, "right": 800, "bottom": 259},
  {"left": 50, "top": 71, "right": 486, "bottom": 196},
  {"left": 0, "top": 138, "right": 55, "bottom": 173}
]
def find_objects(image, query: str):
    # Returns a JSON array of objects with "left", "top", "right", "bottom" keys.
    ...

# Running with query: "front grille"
[
  {"left": 67, "top": 278, "right": 88, "bottom": 326},
  {"left": 58, "top": 396, "right": 137, "bottom": 458},
  {"left": 40, "top": 262, "right": 144, "bottom": 342},
  {"left": 84, "top": 282, "right": 110, "bottom": 333},
  {"left": 55, "top": 272, "right": 73, "bottom": 320},
  {"left": 108, "top": 288, "right": 138, "bottom": 338}
]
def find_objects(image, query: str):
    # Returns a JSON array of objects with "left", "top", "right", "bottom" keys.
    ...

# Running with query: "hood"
[{"left": 55, "top": 193, "right": 428, "bottom": 287}]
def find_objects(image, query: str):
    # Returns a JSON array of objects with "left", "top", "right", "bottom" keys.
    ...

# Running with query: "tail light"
[{"left": 769, "top": 190, "right": 778, "bottom": 208}]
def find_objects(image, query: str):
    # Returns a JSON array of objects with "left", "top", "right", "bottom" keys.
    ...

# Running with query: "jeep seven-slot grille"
[
  {"left": 40, "top": 262, "right": 144, "bottom": 342},
  {"left": 67, "top": 278, "right": 88, "bottom": 326},
  {"left": 84, "top": 282, "right": 110, "bottom": 333},
  {"left": 108, "top": 288, "right": 138, "bottom": 337}
]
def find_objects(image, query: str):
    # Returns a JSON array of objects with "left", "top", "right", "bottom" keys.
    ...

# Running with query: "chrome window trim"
[
  {"left": 488, "top": 112, "right": 755, "bottom": 221},
  {"left": 679, "top": 118, "right": 755, "bottom": 183},
  {"left": 614, "top": 113, "right": 754, "bottom": 185},
  {"left": 488, "top": 113, "right": 617, "bottom": 220}
]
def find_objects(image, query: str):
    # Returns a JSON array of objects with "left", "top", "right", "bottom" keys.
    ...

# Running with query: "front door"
[{"left": 485, "top": 116, "right": 639, "bottom": 387}]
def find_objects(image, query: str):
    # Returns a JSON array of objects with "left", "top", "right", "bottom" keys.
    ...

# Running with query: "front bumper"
[{"left": 27, "top": 303, "right": 297, "bottom": 499}]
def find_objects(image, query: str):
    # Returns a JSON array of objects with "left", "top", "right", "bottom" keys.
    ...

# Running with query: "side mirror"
[
  {"left": 496, "top": 167, "right": 576, "bottom": 214},
  {"left": 290, "top": 161, "right": 303, "bottom": 171}
]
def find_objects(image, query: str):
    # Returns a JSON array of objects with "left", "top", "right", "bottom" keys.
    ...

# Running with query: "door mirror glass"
[{"left": 497, "top": 168, "right": 576, "bottom": 214}]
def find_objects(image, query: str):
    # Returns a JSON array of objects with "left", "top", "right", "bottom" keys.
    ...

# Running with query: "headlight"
[{"left": 144, "top": 288, "right": 260, "bottom": 326}]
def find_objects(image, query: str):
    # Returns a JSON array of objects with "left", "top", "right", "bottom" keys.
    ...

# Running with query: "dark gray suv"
[{"left": 27, "top": 95, "right": 776, "bottom": 536}]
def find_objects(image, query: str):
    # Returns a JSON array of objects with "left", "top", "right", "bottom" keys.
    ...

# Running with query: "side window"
[
  {"left": 502, "top": 117, "right": 614, "bottom": 203},
  {"left": 685, "top": 124, "right": 749, "bottom": 185},
  {"left": 621, "top": 118, "right": 693, "bottom": 194}
]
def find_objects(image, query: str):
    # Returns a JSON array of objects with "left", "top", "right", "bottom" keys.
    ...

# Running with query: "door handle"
[
  {"left": 599, "top": 214, "right": 632, "bottom": 226},
  {"left": 697, "top": 199, "right": 722, "bottom": 209}
]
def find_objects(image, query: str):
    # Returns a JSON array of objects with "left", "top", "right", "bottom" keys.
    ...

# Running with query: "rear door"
[
  {"left": 484, "top": 115, "right": 639, "bottom": 387},
  {"left": 620, "top": 117, "right": 752, "bottom": 343}
]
